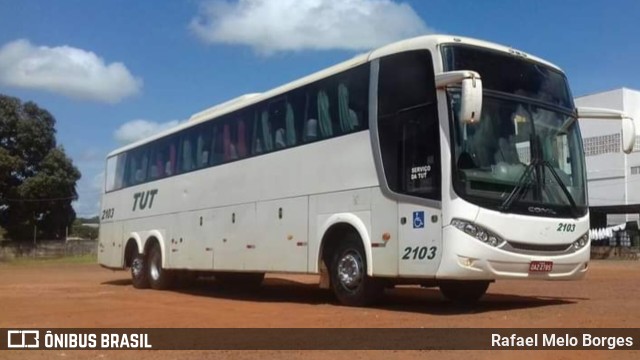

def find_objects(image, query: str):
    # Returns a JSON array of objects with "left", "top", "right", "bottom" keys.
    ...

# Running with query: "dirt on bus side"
[{"left": 0, "top": 260, "right": 638, "bottom": 359}]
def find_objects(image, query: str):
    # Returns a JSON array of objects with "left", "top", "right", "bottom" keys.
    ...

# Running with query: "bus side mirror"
[
  {"left": 622, "top": 117, "right": 636, "bottom": 154},
  {"left": 435, "top": 70, "right": 482, "bottom": 124},
  {"left": 577, "top": 107, "right": 636, "bottom": 154}
]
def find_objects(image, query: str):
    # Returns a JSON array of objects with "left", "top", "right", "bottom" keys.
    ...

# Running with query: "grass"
[{"left": 3, "top": 253, "right": 97, "bottom": 266}]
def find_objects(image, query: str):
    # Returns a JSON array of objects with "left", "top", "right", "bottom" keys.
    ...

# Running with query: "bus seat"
[
  {"left": 318, "top": 90, "right": 332, "bottom": 138},
  {"left": 201, "top": 150, "right": 209, "bottom": 166},
  {"left": 156, "top": 156, "right": 164, "bottom": 178},
  {"left": 165, "top": 161, "right": 172, "bottom": 176},
  {"left": 223, "top": 124, "right": 231, "bottom": 161},
  {"left": 305, "top": 118, "right": 318, "bottom": 141},
  {"left": 275, "top": 128, "right": 286, "bottom": 149},
  {"left": 254, "top": 138, "right": 263, "bottom": 154},
  {"left": 349, "top": 109, "right": 358, "bottom": 129},
  {"left": 261, "top": 110, "right": 273, "bottom": 151},
  {"left": 338, "top": 83, "right": 351, "bottom": 133},
  {"left": 229, "top": 143, "right": 238, "bottom": 160},
  {"left": 182, "top": 140, "right": 193, "bottom": 171},
  {"left": 237, "top": 120, "right": 247, "bottom": 157},
  {"left": 196, "top": 135, "right": 205, "bottom": 168},
  {"left": 285, "top": 102, "right": 296, "bottom": 146},
  {"left": 150, "top": 165, "right": 158, "bottom": 179}
]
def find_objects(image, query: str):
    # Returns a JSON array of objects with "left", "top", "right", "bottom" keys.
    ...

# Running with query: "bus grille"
[{"left": 504, "top": 241, "right": 573, "bottom": 254}]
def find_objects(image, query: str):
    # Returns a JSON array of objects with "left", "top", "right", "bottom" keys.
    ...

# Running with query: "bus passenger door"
[{"left": 398, "top": 204, "right": 442, "bottom": 277}]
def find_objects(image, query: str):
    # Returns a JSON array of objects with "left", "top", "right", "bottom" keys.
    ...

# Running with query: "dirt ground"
[{"left": 0, "top": 260, "right": 638, "bottom": 359}]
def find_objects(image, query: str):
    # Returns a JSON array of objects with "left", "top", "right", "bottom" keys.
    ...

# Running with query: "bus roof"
[{"left": 108, "top": 34, "right": 564, "bottom": 158}]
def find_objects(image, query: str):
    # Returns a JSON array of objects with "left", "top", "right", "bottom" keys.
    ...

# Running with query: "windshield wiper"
[
  {"left": 540, "top": 160, "right": 580, "bottom": 217},
  {"left": 499, "top": 159, "right": 580, "bottom": 216},
  {"left": 499, "top": 160, "right": 536, "bottom": 212}
]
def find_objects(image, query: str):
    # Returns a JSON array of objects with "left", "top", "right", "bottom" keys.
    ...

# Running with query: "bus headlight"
[
  {"left": 572, "top": 234, "right": 589, "bottom": 250},
  {"left": 451, "top": 219, "right": 505, "bottom": 247}
]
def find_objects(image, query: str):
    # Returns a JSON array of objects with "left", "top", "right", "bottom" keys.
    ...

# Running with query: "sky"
[{"left": 0, "top": 0, "right": 639, "bottom": 217}]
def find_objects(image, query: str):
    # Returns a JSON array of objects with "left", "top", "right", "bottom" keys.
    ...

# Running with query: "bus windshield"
[{"left": 443, "top": 45, "right": 587, "bottom": 218}]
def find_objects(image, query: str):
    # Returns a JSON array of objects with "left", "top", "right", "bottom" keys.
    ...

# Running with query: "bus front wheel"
[
  {"left": 330, "top": 237, "right": 383, "bottom": 306},
  {"left": 147, "top": 243, "right": 174, "bottom": 290},
  {"left": 439, "top": 280, "right": 490, "bottom": 305}
]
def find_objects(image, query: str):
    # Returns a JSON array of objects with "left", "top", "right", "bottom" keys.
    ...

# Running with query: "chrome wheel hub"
[
  {"left": 132, "top": 257, "right": 143, "bottom": 277},
  {"left": 337, "top": 251, "right": 363, "bottom": 290}
]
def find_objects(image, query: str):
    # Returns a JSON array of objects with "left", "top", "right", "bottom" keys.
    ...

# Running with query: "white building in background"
[{"left": 575, "top": 88, "right": 640, "bottom": 227}]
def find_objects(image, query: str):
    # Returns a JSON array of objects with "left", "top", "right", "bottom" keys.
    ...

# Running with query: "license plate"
[{"left": 529, "top": 261, "right": 553, "bottom": 272}]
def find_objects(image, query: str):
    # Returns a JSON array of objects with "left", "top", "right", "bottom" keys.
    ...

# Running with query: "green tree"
[{"left": 0, "top": 94, "right": 81, "bottom": 241}]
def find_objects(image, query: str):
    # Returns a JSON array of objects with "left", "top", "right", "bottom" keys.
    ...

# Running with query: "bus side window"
[{"left": 114, "top": 153, "right": 126, "bottom": 190}]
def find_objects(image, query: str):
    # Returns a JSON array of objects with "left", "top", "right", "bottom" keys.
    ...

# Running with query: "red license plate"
[{"left": 529, "top": 261, "right": 553, "bottom": 272}]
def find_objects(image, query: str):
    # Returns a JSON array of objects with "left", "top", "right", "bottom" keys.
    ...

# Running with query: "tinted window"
[
  {"left": 106, "top": 63, "right": 370, "bottom": 191},
  {"left": 378, "top": 51, "right": 440, "bottom": 200},
  {"left": 442, "top": 45, "right": 573, "bottom": 109}
]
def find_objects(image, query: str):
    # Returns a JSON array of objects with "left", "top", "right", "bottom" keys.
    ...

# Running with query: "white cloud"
[
  {"left": 0, "top": 39, "right": 142, "bottom": 103},
  {"left": 190, "top": 0, "right": 430, "bottom": 54},
  {"left": 114, "top": 119, "right": 183, "bottom": 145}
]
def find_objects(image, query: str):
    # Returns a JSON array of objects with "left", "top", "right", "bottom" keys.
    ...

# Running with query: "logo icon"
[
  {"left": 413, "top": 211, "right": 425, "bottom": 229},
  {"left": 7, "top": 330, "right": 39, "bottom": 348}
]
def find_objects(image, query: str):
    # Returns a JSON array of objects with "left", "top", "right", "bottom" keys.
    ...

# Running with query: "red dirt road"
[{"left": 1, "top": 260, "right": 639, "bottom": 359}]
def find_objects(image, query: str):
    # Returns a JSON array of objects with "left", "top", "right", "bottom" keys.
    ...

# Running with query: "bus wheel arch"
[
  {"left": 125, "top": 237, "right": 148, "bottom": 289},
  {"left": 318, "top": 214, "right": 374, "bottom": 277},
  {"left": 124, "top": 238, "right": 141, "bottom": 268},
  {"left": 318, "top": 218, "right": 382, "bottom": 306},
  {"left": 144, "top": 236, "right": 174, "bottom": 290}
]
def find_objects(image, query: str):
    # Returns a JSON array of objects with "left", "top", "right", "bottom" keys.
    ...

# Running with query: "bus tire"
[
  {"left": 330, "top": 236, "right": 383, "bottom": 306},
  {"left": 147, "top": 243, "right": 174, "bottom": 290},
  {"left": 131, "top": 253, "right": 149, "bottom": 289},
  {"left": 215, "top": 272, "right": 265, "bottom": 289},
  {"left": 439, "top": 280, "right": 490, "bottom": 305}
]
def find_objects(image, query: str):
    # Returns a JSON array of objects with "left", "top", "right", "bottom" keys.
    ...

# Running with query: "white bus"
[{"left": 99, "top": 35, "right": 636, "bottom": 306}]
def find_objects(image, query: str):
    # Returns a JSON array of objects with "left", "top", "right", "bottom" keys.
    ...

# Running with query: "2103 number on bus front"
[{"left": 401, "top": 246, "right": 437, "bottom": 260}]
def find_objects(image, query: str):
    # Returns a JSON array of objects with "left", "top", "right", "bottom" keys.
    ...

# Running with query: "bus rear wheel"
[
  {"left": 330, "top": 237, "right": 383, "bottom": 307},
  {"left": 147, "top": 243, "right": 174, "bottom": 290},
  {"left": 439, "top": 280, "right": 490, "bottom": 305},
  {"left": 131, "top": 253, "right": 149, "bottom": 289}
]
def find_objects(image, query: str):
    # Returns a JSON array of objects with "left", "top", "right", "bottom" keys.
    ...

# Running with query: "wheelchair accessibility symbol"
[{"left": 413, "top": 211, "right": 425, "bottom": 229}]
